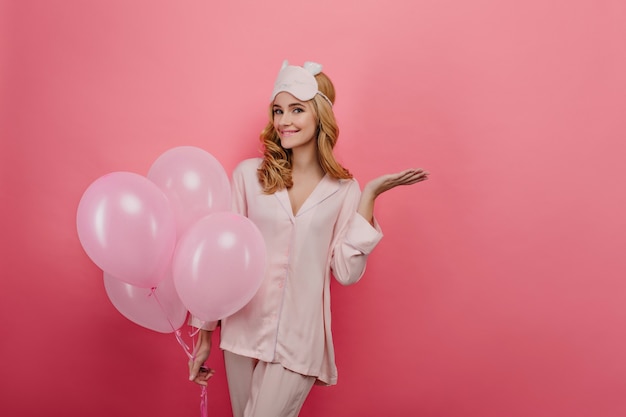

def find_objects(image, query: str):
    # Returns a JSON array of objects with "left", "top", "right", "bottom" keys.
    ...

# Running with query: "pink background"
[{"left": 2, "top": 0, "right": 625, "bottom": 416}]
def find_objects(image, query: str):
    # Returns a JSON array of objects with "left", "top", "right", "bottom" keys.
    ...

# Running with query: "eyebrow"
[{"left": 273, "top": 102, "right": 306, "bottom": 108}]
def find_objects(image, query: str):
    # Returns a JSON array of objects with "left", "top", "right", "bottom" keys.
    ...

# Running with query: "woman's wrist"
[
  {"left": 362, "top": 183, "right": 378, "bottom": 200},
  {"left": 198, "top": 329, "right": 213, "bottom": 343}
]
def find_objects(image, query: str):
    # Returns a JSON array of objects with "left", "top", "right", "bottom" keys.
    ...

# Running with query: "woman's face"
[{"left": 272, "top": 92, "right": 317, "bottom": 151}]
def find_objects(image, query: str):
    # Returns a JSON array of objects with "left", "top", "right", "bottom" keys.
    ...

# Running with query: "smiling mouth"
[{"left": 280, "top": 130, "right": 299, "bottom": 137}]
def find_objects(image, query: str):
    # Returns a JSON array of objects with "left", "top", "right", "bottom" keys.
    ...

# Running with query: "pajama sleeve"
[
  {"left": 188, "top": 315, "right": 219, "bottom": 331},
  {"left": 330, "top": 180, "right": 383, "bottom": 285}
]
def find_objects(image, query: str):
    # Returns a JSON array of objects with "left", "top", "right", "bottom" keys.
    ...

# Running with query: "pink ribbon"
[
  {"left": 150, "top": 288, "right": 208, "bottom": 417},
  {"left": 200, "top": 386, "right": 208, "bottom": 417}
]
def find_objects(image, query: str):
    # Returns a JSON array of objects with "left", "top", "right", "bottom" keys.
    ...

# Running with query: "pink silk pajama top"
[{"left": 194, "top": 158, "right": 383, "bottom": 385}]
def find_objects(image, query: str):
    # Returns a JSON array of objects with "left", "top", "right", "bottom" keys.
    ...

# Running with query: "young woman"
[{"left": 188, "top": 60, "right": 429, "bottom": 416}]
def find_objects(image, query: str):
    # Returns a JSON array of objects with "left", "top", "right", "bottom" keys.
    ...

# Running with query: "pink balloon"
[
  {"left": 147, "top": 146, "right": 231, "bottom": 237},
  {"left": 76, "top": 172, "right": 176, "bottom": 288},
  {"left": 104, "top": 271, "right": 187, "bottom": 333},
  {"left": 172, "top": 212, "right": 266, "bottom": 322}
]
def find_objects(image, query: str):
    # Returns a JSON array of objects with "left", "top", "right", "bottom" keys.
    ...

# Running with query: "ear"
[
  {"left": 303, "top": 61, "right": 323, "bottom": 75},
  {"left": 280, "top": 60, "right": 289, "bottom": 70}
]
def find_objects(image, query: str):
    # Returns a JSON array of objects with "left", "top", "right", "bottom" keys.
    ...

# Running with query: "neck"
[{"left": 291, "top": 146, "right": 323, "bottom": 176}]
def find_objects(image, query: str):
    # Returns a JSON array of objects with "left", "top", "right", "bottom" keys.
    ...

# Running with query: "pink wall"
[{"left": 2, "top": 0, "right": 625, "bottom": 416}]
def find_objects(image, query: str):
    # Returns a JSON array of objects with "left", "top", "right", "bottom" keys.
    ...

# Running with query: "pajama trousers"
[{"left": 223, "top": 350, "right": 316, "bottom": 417}]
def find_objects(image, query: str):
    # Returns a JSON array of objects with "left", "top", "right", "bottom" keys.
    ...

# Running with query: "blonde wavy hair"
[{"left": 257, "top": 72, "right": 353, "bottom": 194}]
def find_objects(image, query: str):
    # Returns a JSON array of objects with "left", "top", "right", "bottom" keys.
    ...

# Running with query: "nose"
[{"left": 278, "top": 111, "right": 292, "bottom": 126}]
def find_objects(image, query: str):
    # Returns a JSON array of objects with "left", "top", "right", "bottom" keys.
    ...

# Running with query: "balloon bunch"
[{"left": 76, "top": 146, "right": 266, "bottom": 333}]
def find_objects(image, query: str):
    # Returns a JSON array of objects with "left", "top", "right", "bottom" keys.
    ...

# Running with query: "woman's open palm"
[{"left": 365, "top": 168, "right": 429, "bottom": 198}]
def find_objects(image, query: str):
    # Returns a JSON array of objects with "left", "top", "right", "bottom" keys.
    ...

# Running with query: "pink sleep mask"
[{"left": 270, "top": 60, "right": 331, "bottom": 106}]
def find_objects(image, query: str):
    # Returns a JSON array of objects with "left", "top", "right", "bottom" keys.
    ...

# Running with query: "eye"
[
  {"left": 273, "top": 108, "right": 283, "bottom": 115},
  {"left": 293, "top": 107, "right": 304, "bottom": 113}
]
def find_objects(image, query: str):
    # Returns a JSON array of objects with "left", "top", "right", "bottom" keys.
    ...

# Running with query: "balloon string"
[
  {"left": 150, "top": 288, "right": 208, "bottom": 417},
  {"left": 189, "top": 325, "right": 203, "bottom": 338},
  {"left": 149, "top": 288, "right": 193, "bottom": 358},
  {"left": 201, "top": 386, "right": 208, "bottom": 417}
]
